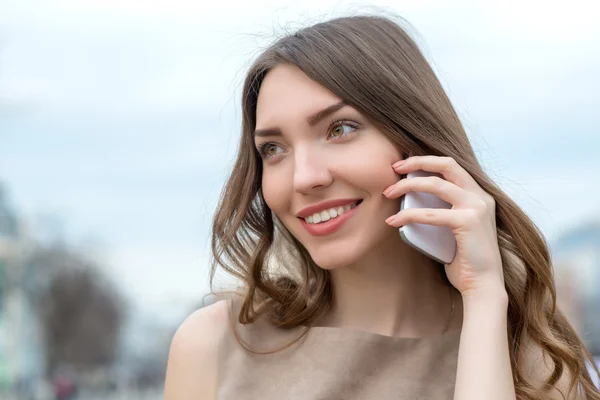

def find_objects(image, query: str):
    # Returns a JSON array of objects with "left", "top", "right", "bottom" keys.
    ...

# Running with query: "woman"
[{"left": 164, "top": 15, "right": 600, "bottom": 399}]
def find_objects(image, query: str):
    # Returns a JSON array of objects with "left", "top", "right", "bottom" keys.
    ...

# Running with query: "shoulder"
[
  {"left": 520, "top": 335, "right": 583, "bottom": 400},
  {"left": 164, "top": 299, "right": 231, "bottom": 400}
]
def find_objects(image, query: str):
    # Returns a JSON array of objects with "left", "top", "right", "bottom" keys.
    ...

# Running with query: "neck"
[{"left": 316, "top": 233, "right": 462, "bottom": 338}]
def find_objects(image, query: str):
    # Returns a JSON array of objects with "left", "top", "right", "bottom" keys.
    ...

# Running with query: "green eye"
[
  {"left": 329, "top": 122, "right": 358, "bottom": 139},
  {"left": 265, "top": 144, "right": 278, "bottom": 155},
  {"left": 331, "top": 125, "right": 345, "bottom": 137},
  {"left": 257, "top": 142, "right": 283, "bottom": 160}
]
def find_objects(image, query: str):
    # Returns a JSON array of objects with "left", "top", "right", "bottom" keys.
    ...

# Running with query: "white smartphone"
[{"left": 398, "top": 170, "right": 457, "bottom": 264}]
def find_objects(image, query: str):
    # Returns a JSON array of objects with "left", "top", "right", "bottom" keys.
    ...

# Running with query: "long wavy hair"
[{"left": 209, "top": 15, "right": 600, "bottom": 399}]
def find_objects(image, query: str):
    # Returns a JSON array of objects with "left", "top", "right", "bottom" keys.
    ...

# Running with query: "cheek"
[
  {"left": 360, "top": 161, "right": 399, "bottom": 190},
  {"left": 334, "top": 142, "right": 401, "bottom": 193},
  {"left": 261, "top": 170, "right": 289, "bottom": 214}
]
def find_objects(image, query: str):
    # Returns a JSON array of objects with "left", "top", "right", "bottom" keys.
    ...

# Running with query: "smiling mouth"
[{"left": 303, "top": 200, "right": 363, "bottom": 224}]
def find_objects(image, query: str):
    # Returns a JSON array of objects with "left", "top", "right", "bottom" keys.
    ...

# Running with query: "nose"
[{"left": 292, "top": 146, "right": 333, "bottom": 193}]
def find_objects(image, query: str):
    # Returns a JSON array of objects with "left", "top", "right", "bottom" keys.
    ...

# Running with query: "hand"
[{"left": 383, "top": 156, "right": 506, "bottom": 299}]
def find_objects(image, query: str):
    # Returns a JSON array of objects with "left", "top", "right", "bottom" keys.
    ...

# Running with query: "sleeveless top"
[{"left": 216, "top": 295, "right": 461, "bottom": 399}]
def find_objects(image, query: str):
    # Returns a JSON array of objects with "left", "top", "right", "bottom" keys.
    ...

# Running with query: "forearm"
[{"left": 454, "top": 289, "right": 516, "bottom": 400}]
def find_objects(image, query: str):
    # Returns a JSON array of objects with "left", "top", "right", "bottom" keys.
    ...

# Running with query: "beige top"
[{"left": 217, "top": 296, "right": 461, "bottom": 399}]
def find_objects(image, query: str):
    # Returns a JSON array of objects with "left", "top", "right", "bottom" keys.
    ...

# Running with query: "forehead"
[{"left": 255, "top": 64, "right": 343, "bottom": 129}]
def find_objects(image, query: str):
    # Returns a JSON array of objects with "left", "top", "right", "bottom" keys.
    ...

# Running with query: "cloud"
[{"left": 1, "top": 0, "right": 598, "bottom": 311}]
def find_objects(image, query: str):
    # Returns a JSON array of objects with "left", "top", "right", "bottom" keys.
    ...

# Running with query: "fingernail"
[
  {"left": 385, "top": 215, "right": 396, "bottom": 224},
  {"left": 393, "top": 160, "right": 407, "bottom": 168},
  {"left": 383, "top": 185, "right": 394, "bottom": 196}
]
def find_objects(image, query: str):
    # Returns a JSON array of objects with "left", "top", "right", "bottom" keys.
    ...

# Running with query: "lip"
[
  {"left": 296, "top": 198, "right": 362, "bottom": 218},
  {"left": 299, "top": 200, "right": 362, "bottom": 236}
]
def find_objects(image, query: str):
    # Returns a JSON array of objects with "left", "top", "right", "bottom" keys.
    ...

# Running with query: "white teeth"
[{"left": 304, "top": 202, "right": 359, "bottom": 224}]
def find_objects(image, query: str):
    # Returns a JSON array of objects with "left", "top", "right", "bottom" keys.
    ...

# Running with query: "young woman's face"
[{"left": 255, "top": 64, "right": 404, "bottom": 270}]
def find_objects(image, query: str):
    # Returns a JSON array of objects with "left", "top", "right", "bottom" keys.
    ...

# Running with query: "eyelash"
[{"left": 256, "top": 119, "right": 360, "bottom": 160}]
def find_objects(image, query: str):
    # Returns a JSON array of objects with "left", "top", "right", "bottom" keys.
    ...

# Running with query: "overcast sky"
[{"left": 0, "top": 0, "right": 598, "bottom": 315}]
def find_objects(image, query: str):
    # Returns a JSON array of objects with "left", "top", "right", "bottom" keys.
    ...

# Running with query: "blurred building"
[
  {"left": 552, "top": 220, "right": 600, "bottom": 355},
  {"left": 111, "top": 304, "right": 180, "bottom": 391},
  {"left": 0, "top": 183, "right": 45, "bottom": 392}
]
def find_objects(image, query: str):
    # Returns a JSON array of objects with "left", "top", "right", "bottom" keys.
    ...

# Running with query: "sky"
[{"left": 0, "top": 0, "right": 599, "bottom": 316}]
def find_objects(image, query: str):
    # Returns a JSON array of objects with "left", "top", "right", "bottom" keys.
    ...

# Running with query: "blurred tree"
[{"left": 25, "top": 246, "right": 125, "bottom": 379}]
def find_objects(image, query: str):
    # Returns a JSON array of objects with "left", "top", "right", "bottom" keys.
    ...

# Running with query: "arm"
[
  {"left": 385, "top": 156, "right": 584, "bottom": 399},
  {"left": 454, "top": 288, "right": 583, "bottom": 400},
  {"left": 453, "top": 287, "right": 515, "bottom": 400},
  {"left": 164, "top": 299, "right": 229, "bottom": 400}
]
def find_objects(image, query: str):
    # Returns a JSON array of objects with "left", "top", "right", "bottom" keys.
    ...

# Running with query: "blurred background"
[{"left": 0, "top": 0, "right": 598, "bottom": 398}]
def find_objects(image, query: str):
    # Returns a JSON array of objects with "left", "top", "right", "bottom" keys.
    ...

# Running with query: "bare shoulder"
[
  {"left": 164, "top": 299, "right": 231, "bottom": 400},
  {"left": 521, "top": 335, "right": 583, "bottom": 400}
]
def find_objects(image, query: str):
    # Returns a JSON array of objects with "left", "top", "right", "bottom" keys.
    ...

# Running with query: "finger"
[
  {"left": 383, "top": 176, "right": 470, "bottom": 207},
  {"left": 385, "top": 208, "right": 465, "bottom": 230},
  {"left": 392, "top": 156, "right": 480, "bottom": 192}
]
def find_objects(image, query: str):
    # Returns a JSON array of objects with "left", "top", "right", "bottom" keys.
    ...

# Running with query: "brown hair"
[{"left": 209, "top": 15, "right": 600, "bottom": 399}]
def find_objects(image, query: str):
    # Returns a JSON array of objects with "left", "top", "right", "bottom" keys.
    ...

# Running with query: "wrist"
[{"left": 461, "top": 285, "right": 508, "bottom": 313}]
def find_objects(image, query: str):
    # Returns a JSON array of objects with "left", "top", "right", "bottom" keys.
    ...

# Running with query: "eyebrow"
[{"left": 254, "top": 100, "right": 347, "bottom": 138}]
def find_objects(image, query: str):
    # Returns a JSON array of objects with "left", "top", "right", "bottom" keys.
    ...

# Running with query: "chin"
[{"left": 306, "top": 247, "right": 364, "bottom": 271}]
